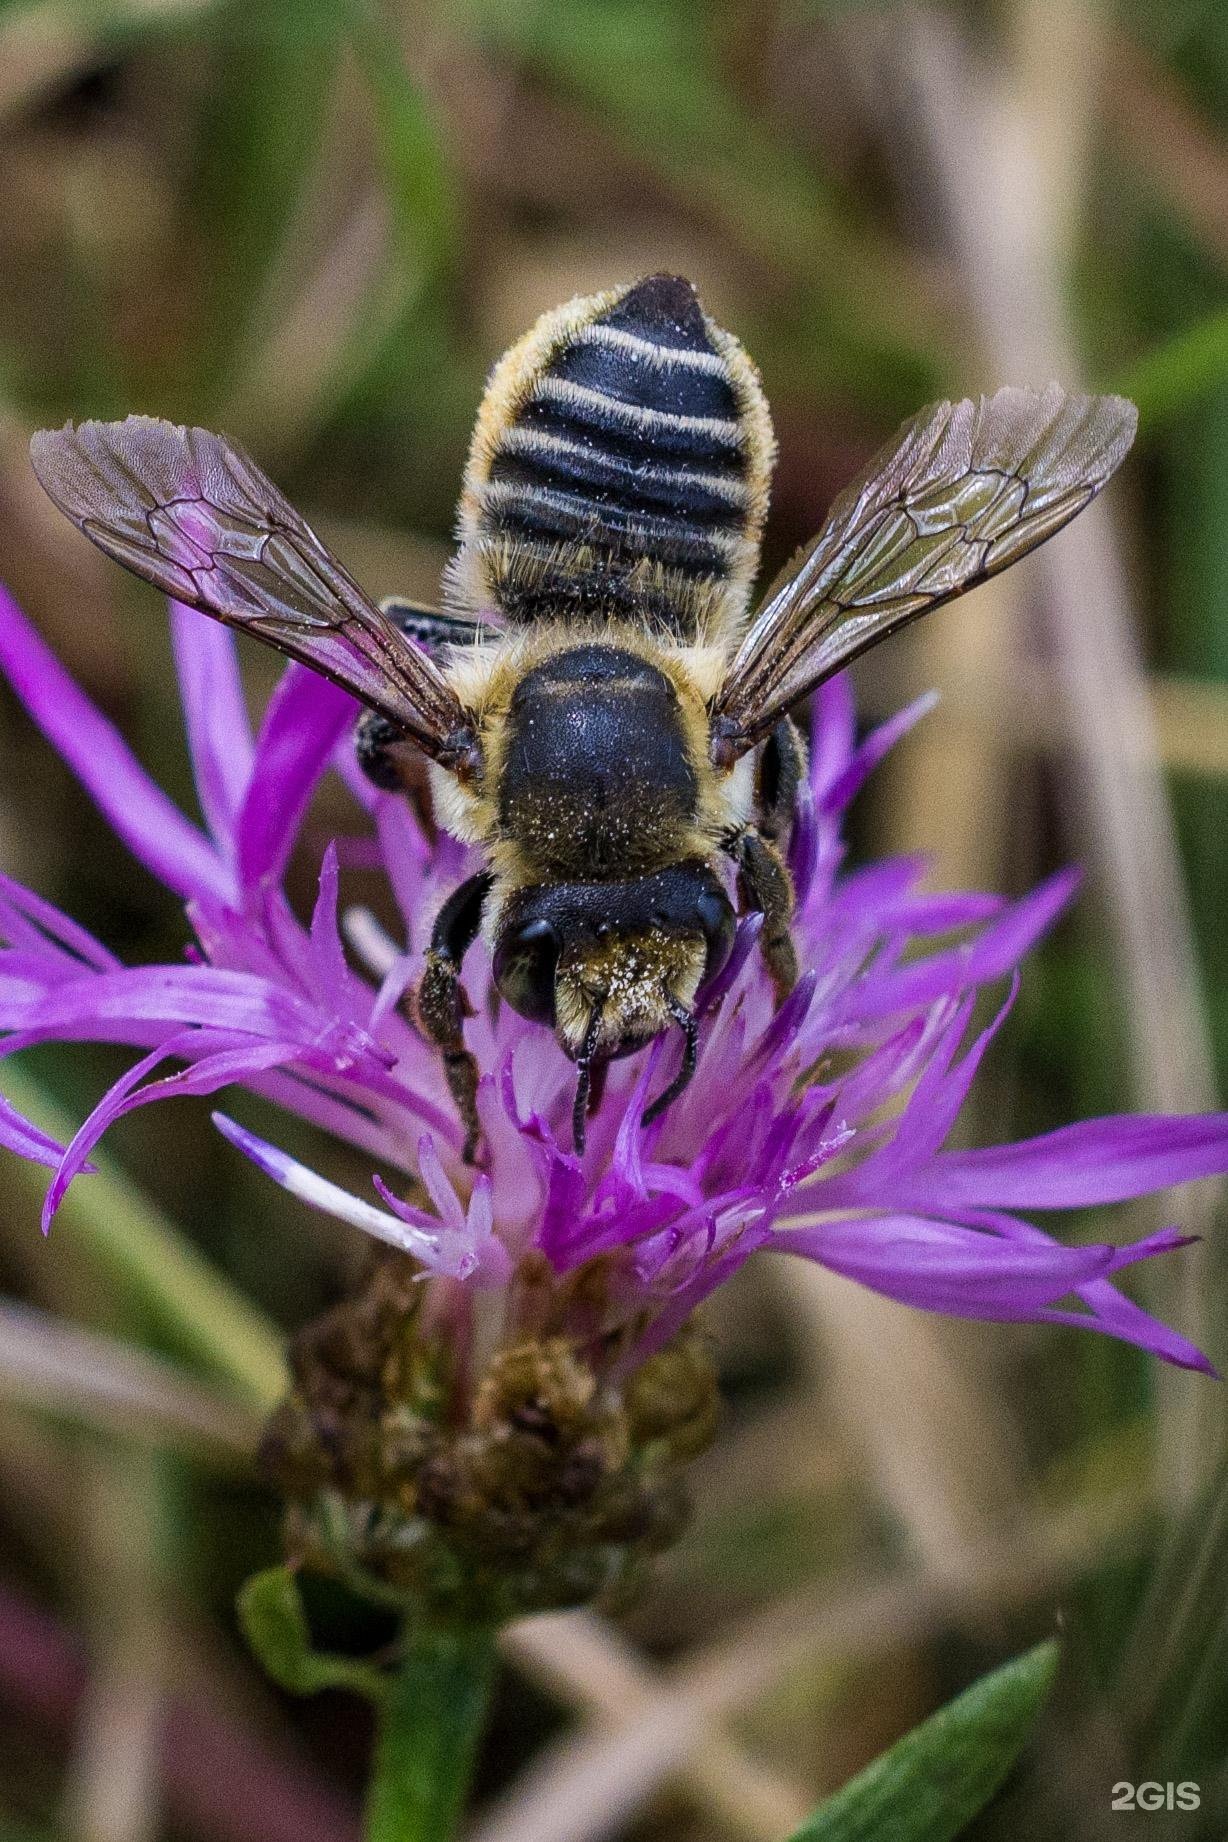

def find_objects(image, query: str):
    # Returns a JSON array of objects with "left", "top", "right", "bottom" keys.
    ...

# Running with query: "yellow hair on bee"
[{"left": 553, "top": 930, "right": 708, "bottom": 1056}]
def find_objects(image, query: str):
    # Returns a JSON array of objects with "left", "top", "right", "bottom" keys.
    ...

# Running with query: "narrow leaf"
[{"left": 790, "top": 1641, "right": 1058, "bottom": 1842}]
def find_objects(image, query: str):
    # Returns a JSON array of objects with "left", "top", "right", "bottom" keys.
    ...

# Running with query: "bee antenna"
[
  {"left": 572, "top": 1000, "right": 605, "bottom": 1155},
  {"left": 642, "top": 994, "right": 699, "bottom": 1129}
]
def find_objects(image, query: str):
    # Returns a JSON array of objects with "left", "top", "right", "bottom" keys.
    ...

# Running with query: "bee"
[{"left": 30, "top": 274, "right": 1136, "bottom": 1159}]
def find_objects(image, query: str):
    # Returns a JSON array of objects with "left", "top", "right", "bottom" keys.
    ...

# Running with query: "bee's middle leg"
[
  {"left": 416, "top": 871, "right": 493, "bottom": 1163},
  {"left": 726, "top": 828, "right": 798, "bottom": 1004}
]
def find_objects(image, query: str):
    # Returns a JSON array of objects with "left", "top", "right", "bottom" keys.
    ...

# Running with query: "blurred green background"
[{"left": 1, "top": 0, "right": 1227, "bottom": 1837}]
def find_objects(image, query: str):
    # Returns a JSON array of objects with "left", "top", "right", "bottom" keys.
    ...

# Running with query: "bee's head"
[{"left": 491, "top": 863, "right": 736, "bottom": 1148}]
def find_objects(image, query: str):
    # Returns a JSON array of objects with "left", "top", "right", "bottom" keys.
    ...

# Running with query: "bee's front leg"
[
  {"left": 726, "top": 828, "right": 798, "bottom": 1004},
  {"left": 416, "top": 871, "right": 494, "bottom": 1163}
]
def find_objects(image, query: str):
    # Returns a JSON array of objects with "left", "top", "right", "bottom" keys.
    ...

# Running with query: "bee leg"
[
  {"left": 356, "top": 604, "right": 489, "bottom": 794},
  {"left": 585, "top": 1054, "right": 609, "bottom": 1120},
  {"left": 378, "top": 600, "right": 489, "bottom": 652},
  {"left": 571, "top": 1003, "right": 606, "bottom": 1156},
  {"left": 416, "top": 871, "right": 494, "bottom": 1163},
  {"left": 755, "top": 717, "right": 806, "bottom": 844},
  {"left": 642, "top": 994, "right": 699, "bottom": 1127},
  {"left": 355, "top": 713, "right": 440, "bottom": 839},
  {"left": 355, "top": 711, "right": 412, "bottom": 791},
  {"left": 728, "top": 828, "right": 798, "bottom": 1004}
]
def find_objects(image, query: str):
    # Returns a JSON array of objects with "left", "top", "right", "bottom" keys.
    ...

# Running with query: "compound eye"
[
  {"left": 695, "top": 885, "right": 736, "bottom": 983},
  {"left": 493, "top": 918, "right": 561, "bottom": 1024}
]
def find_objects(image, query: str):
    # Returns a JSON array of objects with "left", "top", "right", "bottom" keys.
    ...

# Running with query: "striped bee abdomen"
[{"left": 448, "top": 275, "right": 776, "bottom": 641}]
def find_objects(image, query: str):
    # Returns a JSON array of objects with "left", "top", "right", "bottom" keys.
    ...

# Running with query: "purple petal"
[
  {"left": 1, "top": 961, "right": 396, "bottom": 1088},
  {"left": 620, "top": 1208, "right": 772, "bottom": 1368},
  {"left": 948, "top": 1209, "right": 1217, "bottom": 1375},
  {"left": 415, "top": 1132, "right": 467, "bottom": 1232},
  {"left": 235, "top": 665, "right": 357, "bottom": 894},
  {"left": 308, "top": 843, "right": 350, "bottom": 1010},
  {"left": 1034, "top": 1289, "right": 1217, "bottom": 1375},
  {"left": 0, "top": 582, "right": 231, "bottom": 902},
  {"left": 843, "top": 867, "right": 1080, "bottom": 1022},
  {"left": 3, "top": 964, "right": 319, "bottom": 1039},
  {"left": 887, "top": 890, "right": 1005, "bottom": 935},
  {"left": 773, "top": 1210, "right": 1214, "bottom": 1372},
  {"left": 887, "top": 976, "right": 1019, "bottom": 1167},
  {"left": 748, "top": 969, "right": 816, "bottom": 1070},
  {"left": 0, "top": 1091, "right": 84, "bottom": 1170},
  {"left": 373, "top": 1165, "right": 511, "bottom": 1286},
  {"left": 534, "top": 1151, "right": 589, "bottom": 1266},
  {"left": 787, "top": 782, "right": 818, "bottom": 905},
  {"left": 214, "top": 1112, "right": 466, "bottom": 1269},
  {"left": 886, "top": 1114, "right": 1228, "bottom": 1211},
  {"left": 776, "top": 1212, "right": 1127, "bottom": 1313},
  {"left": 369, "top": 948, "right": 416, "bottom": 1035},
  {"left": 41, "top": 1031, "right": 300, "bottom": 1228},
  {"left": 821, "top": 691, "right": 939, "bottom": 815},
  {"left": 0, "top": 873, "right": 119, "bottom": 971},
  {"left": 696, "top": 912, "right": 762, "bottom": 1016},
  {"left": 170, "top": 601, "right": 254, "bottom": 850},
  {"left": 823, "top": 853, "right": 926, "bottom": 924},
  {"left": 809, "top": 674, "right": 856, "bottom": 798}
]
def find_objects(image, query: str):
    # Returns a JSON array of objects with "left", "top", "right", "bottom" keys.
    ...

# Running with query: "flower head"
[{"left": 2, "top": 581, "right": 1226, "bottom": 1387}]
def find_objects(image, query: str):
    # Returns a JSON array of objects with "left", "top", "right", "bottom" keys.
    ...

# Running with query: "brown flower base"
[{"left": 261, "top": 1251, "right": 719, "bottom": 1622}]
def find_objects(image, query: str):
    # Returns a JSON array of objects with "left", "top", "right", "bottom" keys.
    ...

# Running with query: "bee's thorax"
[{"left": 497, "top": 644, "right": 699, "bottom": 880}]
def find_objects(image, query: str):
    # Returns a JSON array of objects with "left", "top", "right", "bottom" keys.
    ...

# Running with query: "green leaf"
[
  {"left": 789, "top": 1641, "right": 1059, "bottom": 1842},
  {"left": 1113, "top": 307, "right": 1228, "bottom": 429},
  {"left": 350, "top": 6, "right": 455, "bottom": 287},
  {"left": 238, "top": 1566, "right": 388, "bottom": 1703}
]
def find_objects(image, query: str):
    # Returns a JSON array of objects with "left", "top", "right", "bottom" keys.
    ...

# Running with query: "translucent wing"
[
  {"left": 30, "top": 417, "right": 475, "bottom": 766},
  {"left": 711, "top": 385, "right": 1137, "bottom": 758}
]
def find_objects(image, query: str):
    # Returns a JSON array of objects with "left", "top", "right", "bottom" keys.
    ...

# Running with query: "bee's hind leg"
[
  {"left": 416, "top": 871, "right": 493, "bottom": 1163},
  {"left": 755, "top": 717, "right": 806, "bottom": 844},
  {"left": 727, "top": 828, "right": 798, "bottom": 1005},
  {"left": 724, "top": 718, "right": 805, "bottom": 1004}
]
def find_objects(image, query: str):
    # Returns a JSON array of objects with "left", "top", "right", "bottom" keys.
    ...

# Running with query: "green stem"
[
  {"left": 4, "top": 1065, "right": 284, "bottom": 1412},
  {"left": 365, "top": 1624, "right": 497, "bottom": 1842}
]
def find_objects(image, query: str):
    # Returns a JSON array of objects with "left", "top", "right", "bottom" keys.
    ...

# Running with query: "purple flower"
[{"left": 1, "top": 579, "right": 1226, "bottom": 1375}]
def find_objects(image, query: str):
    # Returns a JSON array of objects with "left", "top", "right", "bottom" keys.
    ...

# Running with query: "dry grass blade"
[
  {"left": 492, "top": 1612, "right": 813, "bottom": 1842},
  {"left": 221, "top": 190, "right": 394, "bottom": 456},
  {"left": 480, "top": 1489, "right": 1145, "bottom": 1842},
  {"left": 58, "top": 1447, "right": 166, "bottom": 1842},
  {"left": 865, "top": 0, "right": 1222, "bottom": 1497},
  {"left": 0, "top": 1297, "right": 261, "bottom": 1463}
]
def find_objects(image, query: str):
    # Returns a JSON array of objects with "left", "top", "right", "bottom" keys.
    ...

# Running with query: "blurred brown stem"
[{"left": 855, "top": 0, "right": 1222, "bottom": 1497}]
